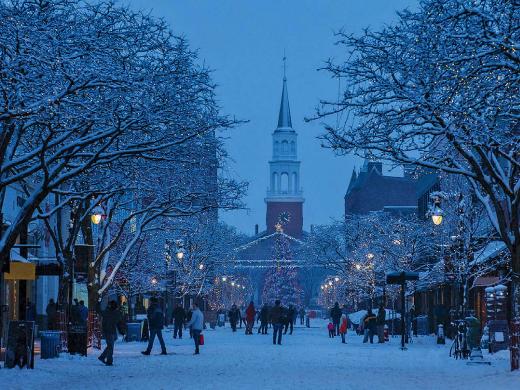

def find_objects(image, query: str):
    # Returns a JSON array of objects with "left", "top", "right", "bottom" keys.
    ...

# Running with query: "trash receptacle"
[
  {"left": 40, "top": 331, "right": 61, "bottom": 359},
  {"left": 126, "top": 322, "right": 141, "bottom": 342}
]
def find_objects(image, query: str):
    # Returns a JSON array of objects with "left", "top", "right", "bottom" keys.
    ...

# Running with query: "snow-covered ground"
[{"left": 1, "top": 320, "right": 518, "bottom": 390}]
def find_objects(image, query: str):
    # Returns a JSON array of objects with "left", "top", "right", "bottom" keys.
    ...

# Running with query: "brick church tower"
[{"left": 265, "top": 71, "right": 304, "bottom": 238}]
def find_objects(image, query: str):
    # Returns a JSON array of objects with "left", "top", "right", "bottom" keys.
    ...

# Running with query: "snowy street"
[{"left": 1, "top": 320, "right": 517, "bottom": 390}]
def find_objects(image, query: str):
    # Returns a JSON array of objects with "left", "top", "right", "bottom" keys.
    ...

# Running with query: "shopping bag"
[{"left": 199, "top": 333, "right": 204, "bottom": 346}]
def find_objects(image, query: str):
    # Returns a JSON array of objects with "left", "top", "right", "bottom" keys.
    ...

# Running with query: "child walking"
[
  {"left": 328, "top": 321, "right": 335, "bottom": 338},
  {"left": 339, "top": 314, "right": 348, "bottom": 343}
]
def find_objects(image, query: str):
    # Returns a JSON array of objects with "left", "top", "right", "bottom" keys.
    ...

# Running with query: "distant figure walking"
[
  {"left": 339, "top": 314, "right": 348, "bottom": 343},
  {"left": 142, "top": 297, "right": 167, "bottom": 355},
  {"left": 97, "top": 300, "right": 124, "bottom": 366},
  {"left": 328, "top": 321, "right": 335, "bottom": 338},
  {"left": 228, "top": 304, "right": 240, "bottom": 332},
  {"left": 270, "top": 300, "right": 284, "bottom": 345},
  {"left": 245, "top": 302, "right": 256, "bottom": 335},
  {"left": 330, "top": 302, "right": 342, "bottom": 336},
  {"left": 299, "top": 307, "right": 305, "bottom": 325},
  {"left": 46, "top": 299, "right": 57, "bottom": 330},
  {"left": 258, "top": 305, "right": 270, "bottom": 334},
  {"left": 172, "top": 304, "right": 186, "bottom": 339},
  {"left": 284, "top": 305, "right": 295, "bottom": 335},
  {"left": 185, "top": 302, "right": 204, "bottom": 355},
  {"left": 376, "top": 304, "right": 386, "bottom": 343},
  {"left": 363, "top": 309, "right": 377, "bottom": 344}
]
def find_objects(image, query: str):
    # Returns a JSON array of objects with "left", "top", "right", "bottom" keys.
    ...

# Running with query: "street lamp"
[
  {"left": 222, "top": 276, "right": 227, "bottom": 282},
  {"left": 431, "top": 205, "right": 443, "bottom": 225},
  {"left": 355, "top": 263, "right": 362, "bottom": 271},
  {"left": 198, "top": 263, "right": 204, "bottom": 270},
  {"left": 367, "top": 253, "right": 374, "bottom": 260},
  {"left": 91, "top": 205, "right": 105, "bottom": 225},
  {"left": 176, "top": 247, "right": 185, "bottom": 260},
  {"left": 334, "top": 277, "right": 340, "bottom": 282}
]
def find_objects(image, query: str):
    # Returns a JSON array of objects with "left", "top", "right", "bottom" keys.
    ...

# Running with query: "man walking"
[
  {"left": 142, "top": 297, "right": 167, "bottom": 355},
  {"left": 79, "top": 300, "right": 89, "bottom": 326},
  {"left": 284, "top": 305, "right": 295, "bottom": 335},
  {"left": 330, "top": 302, "right": 342, "bottom": 336},
  {"left": 258, "top": 304, "right": 269, "bottom": 334},
  {"left": 172, "top": 303, "right": 186, "bottom": 339},
  {"left": 97, "top": 300, "right": 123, "bottom": 366},
  {"left": 185, "top": 302, "right": 204, "bottom": 354},
  {"left": 270, "top": 300, "right": 284, "bottom": 345},
  {"left": 376, "top": 303, "right": 386, "bottom": 343},
  {"left": 46, "top": 299, "right": 57, "bottom": 330},
  {"left": 228, "top": 304, "right": 240, "bottom": 332}
]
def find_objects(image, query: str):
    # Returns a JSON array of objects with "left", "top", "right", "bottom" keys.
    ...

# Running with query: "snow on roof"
[{"left": 471, "top": 241, "right": 507, "bottom": 266}]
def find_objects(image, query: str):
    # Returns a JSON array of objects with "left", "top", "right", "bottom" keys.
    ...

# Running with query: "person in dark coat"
[
  {"left": 77, "top": 300, "right": 89, "bottom": 326},
  {"left": 228, "top": 304, "right": 240, "bottom": 332},
  {"left": 299, "top": 307, "right": 305, "bottom": 325},
  {"left": 46, "top": 299, "right": 57, "bottom": 330},
  {"left": 245, "top": 302, "right": 256, "bottom": 335},
  {"left": 172, "top": 304, "right": 186, "bottom": 339},
  {"left": 376, "top": 304, "right": 386, "bottom": 343},
  {"left": 284, "top": 305, "right": 296, "bottom": 335},
  {"left": 330, "top": 302, "right": 342, "bottom": 336},
  {"left": 258, "top": 305, "right": 270, "bottom": 334},
  {"left": 270, "top": 300, "right": 284, "bottom": 345},
  {"left": 25, "top": 300, "right": 36, "bottom": 322},
  {"left": 97, "top": 300, "right": 123, "bottom": 366},
  {"left": 141, "top": 297, "right": 167, "bottom": 355},
  {"left": 363, "top": 309, "right": 377, "bottom": 344}
]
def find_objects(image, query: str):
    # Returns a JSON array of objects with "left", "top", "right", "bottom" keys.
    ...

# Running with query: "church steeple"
[
  {"left": 265, "top": 59, "right": 304, "bottom": 238},
  {"left": 277, "top": 76, "right": 292, "bottom": 129}
]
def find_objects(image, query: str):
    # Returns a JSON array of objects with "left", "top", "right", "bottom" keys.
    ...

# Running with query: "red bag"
[{"left": 199, "top": 333, "right": 204, "bottom": 346}]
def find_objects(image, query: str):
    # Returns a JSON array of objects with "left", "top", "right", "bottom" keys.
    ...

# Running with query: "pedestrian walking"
[
  {"left": 46, "top": 299, "right": 57, "bottom": 330},
  {"left": 185, "top": 302, "right": 204, "bottom": 355},
  {"left": 363, "top": 309, "right": 377, "bottom": 344},
  {"left": 328, "top": 321, "right": 335, "bottom": 338},
  {"left": 330, "top": 302, "right": 342, "bottom": 336},
  {"left": 172, "top": 304, "right": 186, "bottom": 339},
  {"left": 79, "top": 300, "right": 89, "bottom": 326},
  {"left": 239, "top": 307, "right": 245, "bottom": 328},
  {"left": 228, "top": 304, "right": 240, "bottom": 332},
  {"left": 141, "top": 297, "right": 167, "bottom": 355},
  {"left": 284, "top": 305, "right": 295, "bottom": 335},
  {"left": 245, "top": 301, "right": 255, "bottom": 335},
  {"left": 376, "top": 304, "right": 386, "bottom": 343},
  {"left": 339, "top": 314, "right": 348, "bottom": 343},
  {"left": 258, "top": 304, "right": 269, "bottom": 334},
  {"left": 97, "top": 300, "right": 124, "bottom": 366},
  {"left": 270, "top": 300, "right": 284, "bottom": 345},
  {"left": 299, "top": 307, "right": 305, "bottom": 325}
]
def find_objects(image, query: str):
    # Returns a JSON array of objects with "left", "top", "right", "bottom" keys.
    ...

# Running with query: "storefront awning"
[
  {"left": 3, "top": 262, "right": 36, "bottom": 280},
  {"left": 473, "top": 276, "right": 500, "bottom": 287}
]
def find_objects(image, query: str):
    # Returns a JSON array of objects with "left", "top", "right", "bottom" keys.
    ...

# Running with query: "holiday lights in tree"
[{"left": 262, "top": 227, "right": 303, "bottom": 306}]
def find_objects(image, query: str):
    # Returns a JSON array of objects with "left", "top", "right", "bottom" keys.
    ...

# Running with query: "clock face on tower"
[{"left": 278, "top": 211, "right": 291, "bottom": 225}]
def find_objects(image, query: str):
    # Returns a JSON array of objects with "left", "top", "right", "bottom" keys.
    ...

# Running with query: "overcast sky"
[{"left": 129, "top": 0, "right": 416, "bottom": 235}]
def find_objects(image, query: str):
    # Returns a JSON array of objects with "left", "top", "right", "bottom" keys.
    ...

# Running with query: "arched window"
[
  {"left": 281, "top": 140, "right": 289, "bottom": 153},
  {"left": 272, "top": 172, "right": 278, "bottom": 192},
  {"left": 292, "top": 172, "right": 298, "bottom": 193},
  {"left": 290, "top": 141, "right": 296, "bottom": 153},
  {"left": 281, "top": 172, "right": 289, "bottom": 193}
]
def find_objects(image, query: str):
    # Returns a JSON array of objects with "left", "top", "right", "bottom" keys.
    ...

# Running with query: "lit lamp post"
[
  {"left": 431, "top": 200, "right": 443, "bottom": 226},
  {"left": 91, "top": 205, "right": 106, "bottom": 225}
]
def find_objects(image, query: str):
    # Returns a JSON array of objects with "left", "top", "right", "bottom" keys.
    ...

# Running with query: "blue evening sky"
[{"left": 128, "top": 0, "right": 416, "bottom": 235}]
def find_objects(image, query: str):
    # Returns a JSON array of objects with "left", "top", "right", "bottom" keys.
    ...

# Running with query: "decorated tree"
[{"left": 262, "top": 230, "right": 303, "bottom": 306}]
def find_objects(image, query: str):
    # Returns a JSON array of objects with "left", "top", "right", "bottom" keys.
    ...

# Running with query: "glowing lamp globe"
[{"left": 431, "top": 206, "right": 443, "bottom": 225}]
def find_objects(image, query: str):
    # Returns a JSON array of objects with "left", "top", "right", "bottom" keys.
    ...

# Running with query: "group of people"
[
  {"left": 227, "top": 301, "right": 304, "bottom": 345},
  {"left": 96, "top": 298, "right": 204, "bottom": 366},
  {"left": 328, "top": 302, "right": 387, "bottom": 344}
]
